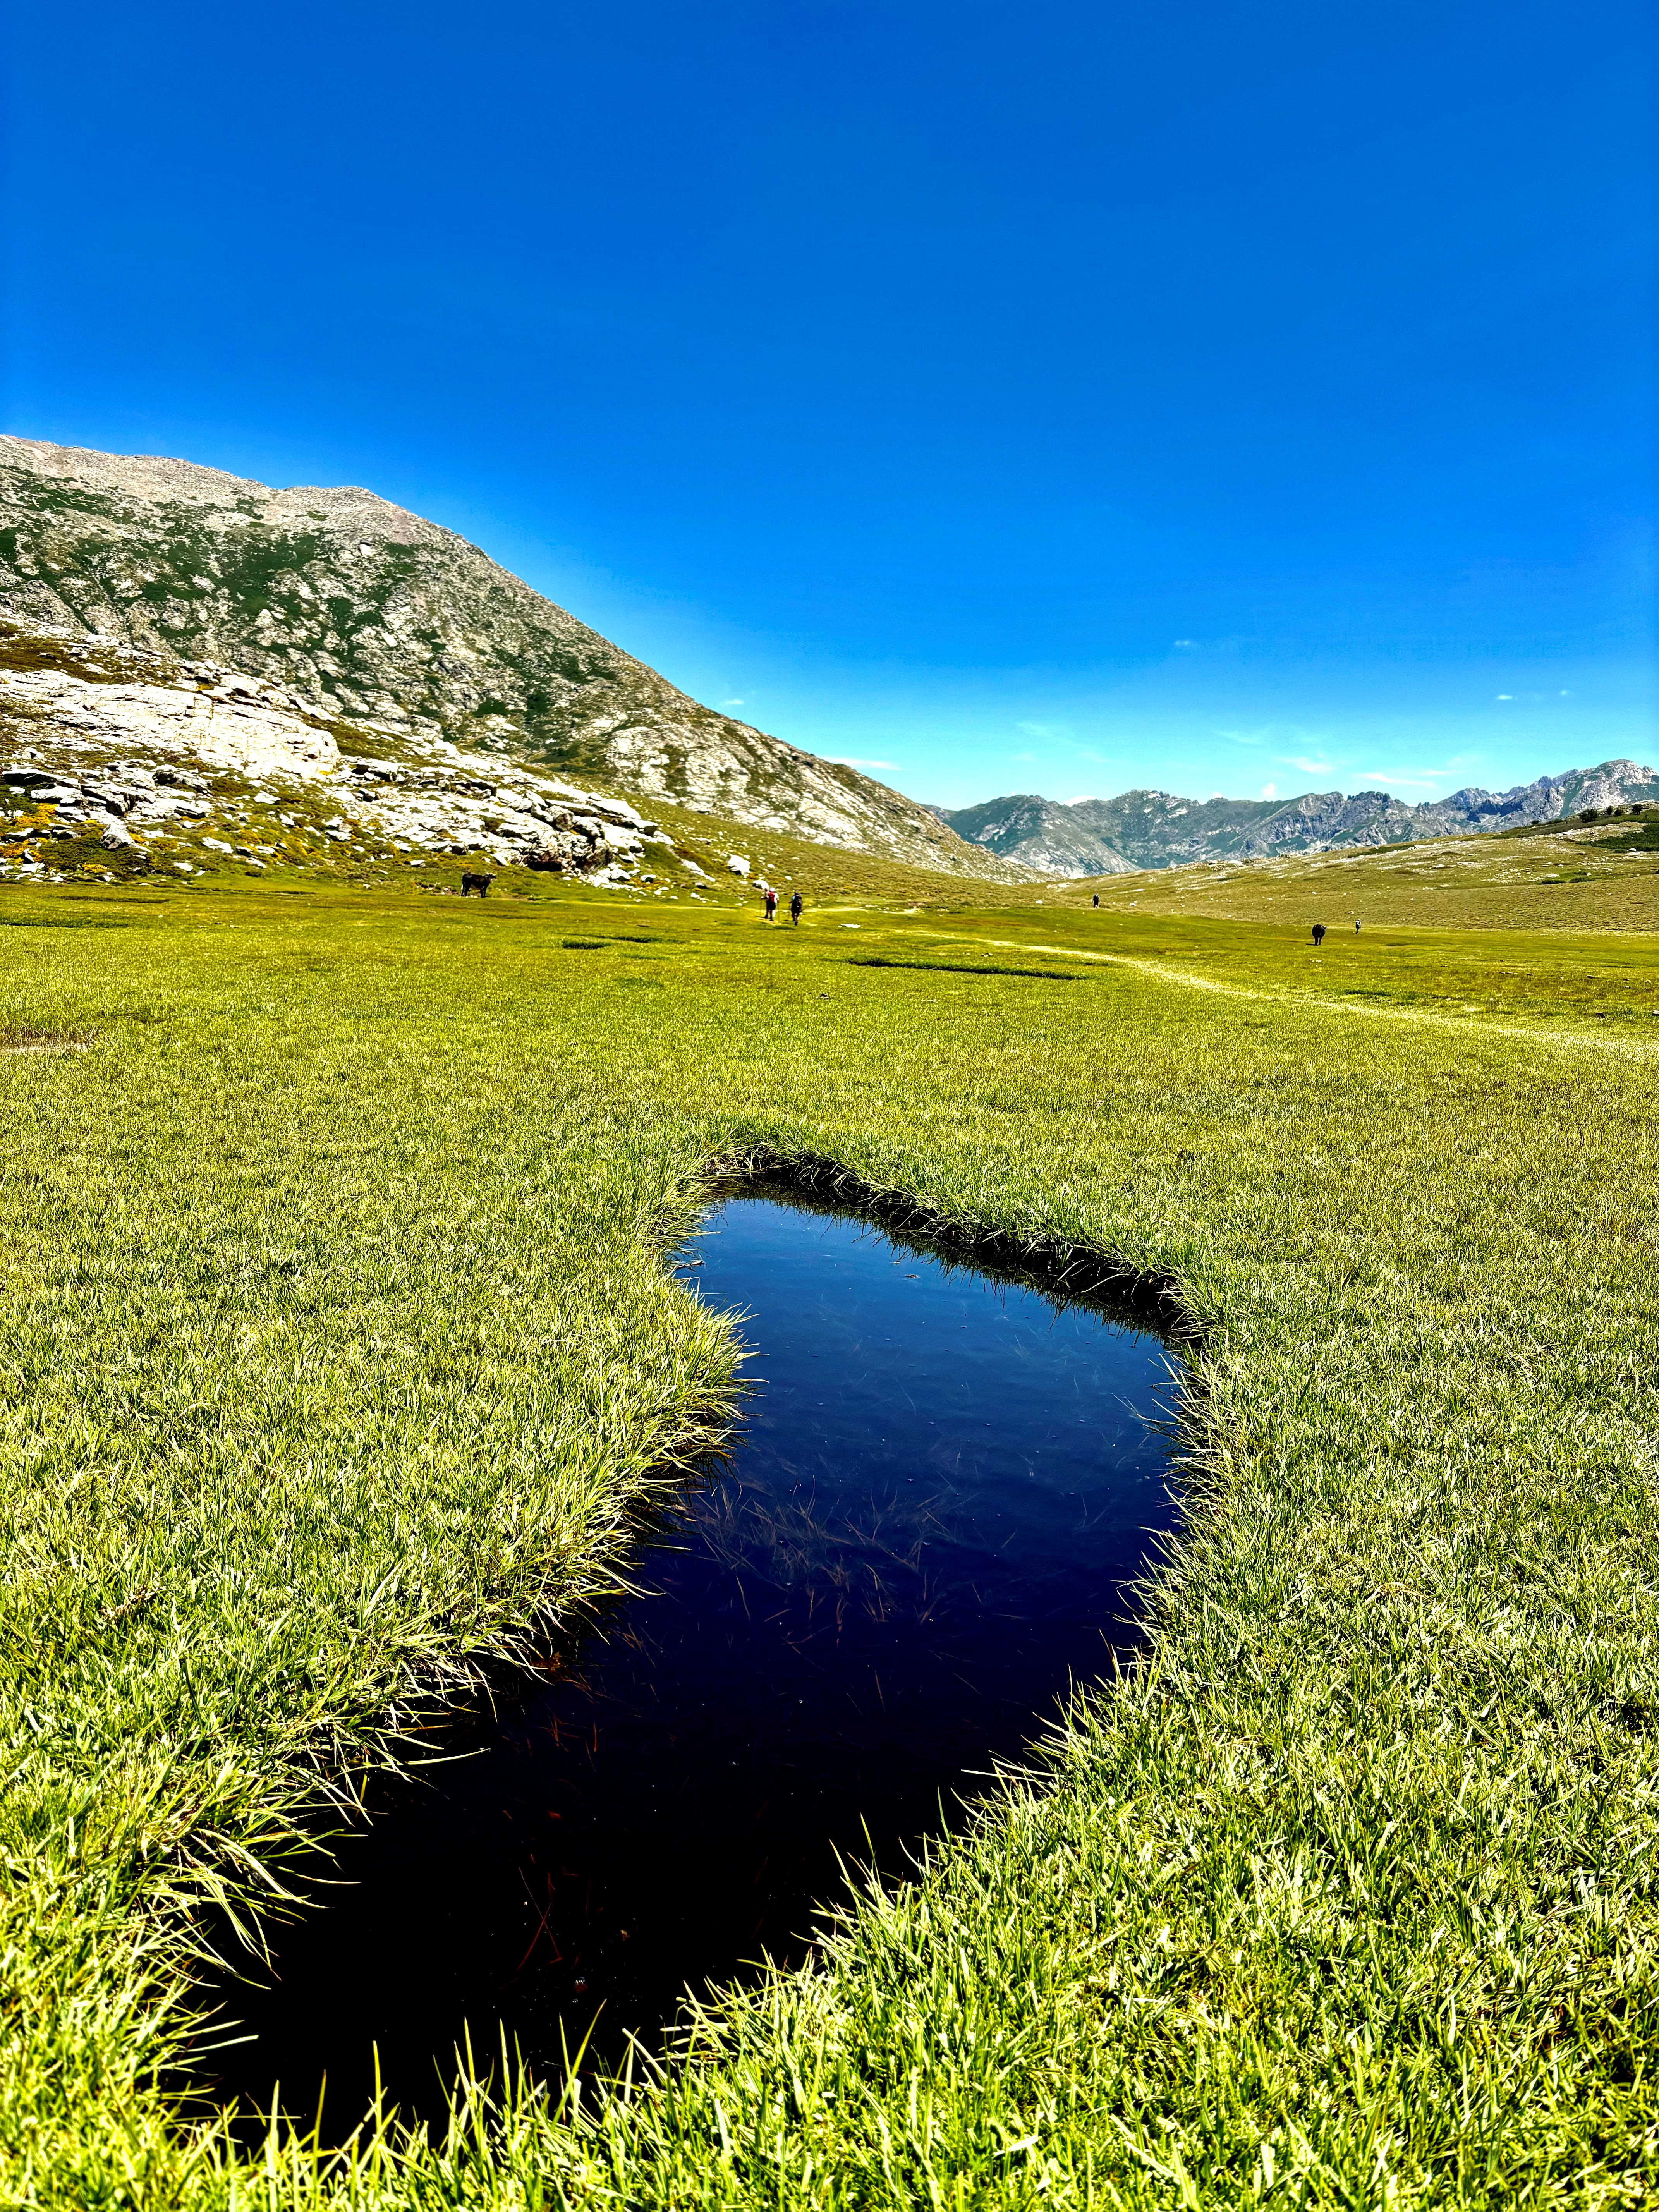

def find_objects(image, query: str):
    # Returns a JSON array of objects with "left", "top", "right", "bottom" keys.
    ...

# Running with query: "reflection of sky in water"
[{"left": 200, "top": 1195, "right": 1177, "bottom": 2139}]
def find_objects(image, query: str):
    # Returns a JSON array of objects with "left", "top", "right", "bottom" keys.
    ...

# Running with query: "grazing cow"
[
  {"left": 462, "top": 871, "right": 496, "bottom": 898},
  {"left": 1311, "top": 922, "right": 1326, "bottom": 946}
]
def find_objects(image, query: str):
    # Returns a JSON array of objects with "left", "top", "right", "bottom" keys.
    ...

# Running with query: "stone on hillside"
[{"left": 0, "top": 661, "right": 341, "bottom": 782}]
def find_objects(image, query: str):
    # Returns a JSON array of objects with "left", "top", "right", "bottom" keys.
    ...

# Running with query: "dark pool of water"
[{"left": 193, "top": 1191, "right": 1178, "bottom": 2134}]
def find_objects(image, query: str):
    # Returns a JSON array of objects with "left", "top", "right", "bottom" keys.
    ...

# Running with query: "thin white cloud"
[
  {"left": 1279, "top": 755, "right": 1335, "bottom": 775},
  {"left": 1356, "top": 768, "right": 1450, "bottom": 789},
  {"left": 827, "top": 756, "right": 900, "bottom": 771},
  {"left": 1496, "top": 693, "right": 1514, "bottom": 702},
  {"left": 1016, "top": 720, "right": 1058, "bottom": 739},
  {"left": 1173, "top": 638, "right": 1197, "bottom": 650},
  {"left": 1261, "top": 781, "right": 1278, "bottom": 799},
  {"left": 722, "top": 697, "right": 745, "bottom": 707}
]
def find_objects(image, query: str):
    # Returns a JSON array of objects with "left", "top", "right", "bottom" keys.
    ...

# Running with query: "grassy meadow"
[
  {"left": 1034, "top": 815, "right": 1659, "bottom": 934},
  {"left": 2, "top": 859, "right": 1658, "bottom": 2207}
]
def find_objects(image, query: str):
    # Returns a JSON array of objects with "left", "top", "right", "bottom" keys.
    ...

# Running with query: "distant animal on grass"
[
  {"left": 1311, "top": 923, "right": 1327, "bottom": 946},
  {"left": 462, "top": 871, "right": 496, "bottom": 898}
]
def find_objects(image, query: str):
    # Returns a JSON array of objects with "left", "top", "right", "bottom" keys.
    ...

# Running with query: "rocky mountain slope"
[
  {"left": 0, "top": 434, "right": 1020, "bottom": 880},
  {"left": 0, "top": 618, "right": 696, "bottom": 890},
  {"left": 934, "top": 763, "right": 1659, "bottom": 876}
]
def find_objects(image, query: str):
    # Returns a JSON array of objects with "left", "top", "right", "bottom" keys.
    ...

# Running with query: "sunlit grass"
[
  {"left": 2, "top": 874, "right": 1657, "bottom": 2205},
  {"left": 1026, "top": 818, "right": 1659, "bottom": 933}
]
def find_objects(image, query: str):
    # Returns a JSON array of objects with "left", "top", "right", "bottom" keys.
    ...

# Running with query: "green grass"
[
  {"left": 2, "top": 878, "right": 1658, "bottom": 2207},
  {"left": 1025, "top": 824, "right": 1659, "bottom": 933}
]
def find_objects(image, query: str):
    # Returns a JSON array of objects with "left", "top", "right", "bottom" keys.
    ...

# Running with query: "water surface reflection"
[{"left": 199, "top": 1192, "right": 1177, "bottom": 2131}]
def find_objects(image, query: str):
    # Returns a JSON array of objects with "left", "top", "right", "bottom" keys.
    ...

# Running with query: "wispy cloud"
[
  {"left": 827, "top": 756, "right": 900, "bottom": 771},
  {"left": 1016, "top": 720, "right": 1059, "bottom": 739},
  {"left": 721, "top": 697, "right": 745, "bottom": 708},
  {"left": 1172, "top": 638, "right": 1197, "bottom": 651},
  {"left": 1261, "top": 781, "right": 1278, "bottom": 799},
  {"left": 1356, "top": 768, "right": 1451, "bottom": 789},
  {"left": 1279, "top": 754, "right": 1335, "bottom": 776}
]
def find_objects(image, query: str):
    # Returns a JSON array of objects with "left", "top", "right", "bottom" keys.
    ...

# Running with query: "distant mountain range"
[
  {"left": 0, "top": 435, "right": 1018, "bottom": 879},
  {"left": 929, "top": 765, "right": 1659, "bottom": 877}
]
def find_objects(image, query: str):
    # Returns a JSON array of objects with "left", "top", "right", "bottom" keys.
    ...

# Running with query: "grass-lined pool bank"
[
  {"left": 2, "top": 878, "right": 1657, "bottom": 2206},
  {"left": 196, "top": 1190, "right": 1175, "bottom": 2133}
]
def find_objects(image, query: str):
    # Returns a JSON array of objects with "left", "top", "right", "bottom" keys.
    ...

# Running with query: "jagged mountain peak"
[{"left": 935, "top": 763, "right": 1659, "bottom": 876}]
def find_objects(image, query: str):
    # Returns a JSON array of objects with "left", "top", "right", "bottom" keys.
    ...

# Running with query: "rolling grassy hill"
[{"left": 1017, "top": 811, "right": 1659, "bottom": 932}]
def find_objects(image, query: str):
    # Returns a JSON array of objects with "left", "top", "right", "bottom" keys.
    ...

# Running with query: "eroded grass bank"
[{"left": 2, "top": 882, "right": 1657, "bottom": 2207}]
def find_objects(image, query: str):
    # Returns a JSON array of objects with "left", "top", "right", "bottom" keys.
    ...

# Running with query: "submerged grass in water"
[
  {"left": 0, "top": 878, "right": 1656, "bottom": 2203},
  {"left": 195, "top": 1192, "right": 1174, "bottom": 2133}
]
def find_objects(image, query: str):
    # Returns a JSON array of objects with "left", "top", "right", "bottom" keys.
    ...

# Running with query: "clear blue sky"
[{"left": 5, "top": 0, "right": 1654, "bottom": 809}]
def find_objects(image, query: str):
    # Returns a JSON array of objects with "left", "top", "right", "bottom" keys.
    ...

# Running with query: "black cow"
[
  {"left": 1311, "top": 922, "right": 1326, "bottom": 946},
  {"left": 462, "top": 871, "right": 496, "bottom": 898}
]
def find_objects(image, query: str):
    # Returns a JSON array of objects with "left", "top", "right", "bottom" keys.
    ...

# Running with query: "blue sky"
[{"left": 4, "top": 0, "right": 1654, "bottom": 809}]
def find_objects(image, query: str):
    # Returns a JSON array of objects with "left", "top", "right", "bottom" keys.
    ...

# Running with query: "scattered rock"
[{"left": 0, "top": 615, "right": 688, "bottom": 888}]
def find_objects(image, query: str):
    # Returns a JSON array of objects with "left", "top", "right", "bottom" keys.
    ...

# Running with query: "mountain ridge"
[
  {"left": 932, "top": 766, "right": 1659, "bottom": 875},
  {"left": 0, "top": 434, "right": 1022, "bottom": 880}
]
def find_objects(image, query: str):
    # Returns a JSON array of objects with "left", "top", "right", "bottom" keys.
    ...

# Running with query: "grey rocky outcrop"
[{"left": 0, "top": 618, "right": 675, "bottom": 885}]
